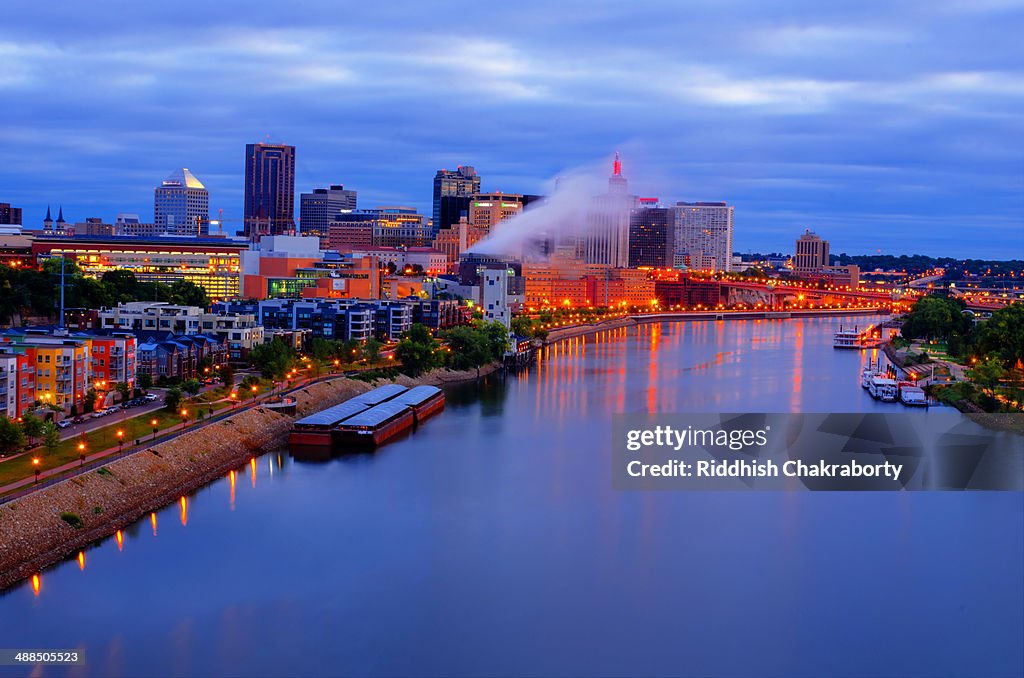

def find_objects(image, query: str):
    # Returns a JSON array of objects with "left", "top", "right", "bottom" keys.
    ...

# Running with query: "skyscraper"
[
  {"left": 299, "top": 185, "right": 357, "bottom": 244},
  {"left": 244, "top": 143, "right": 296, "bottom": 241},
  {"left": 432, "top": 166, "right": 480, "bottom": 235},
  {"left": 584, "top": 153, "right": 635, "bottom": 267},
  {"left": 628, "top": 202, "right": 674, "bottom": 268},
  {"left": 793, "top": 229, "right": 830, "bottom": 276},
  {"left": 0, "top": 203, "right": 22, "bottom": 226},
  {"left": 154, "top": 168, "right": 209, "bottom": 236},
  {"left": 673, "top": 202, "right": 734, "bottom": 272},
  {"left": 468, "top": 192, "right": 524, "bottom": 233}
]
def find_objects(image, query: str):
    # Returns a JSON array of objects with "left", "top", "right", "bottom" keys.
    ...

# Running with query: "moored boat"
[
  {"left": 335, "top": 401, "right": 415, "bottom": 448},
  {"left": 869, "top": 376, "right": 898, "bottom": 402},
  {"left": 392, "top": 385, "right": 445, "bottom": 425},
  {"left": 898, "top": 383, "right": 928, "bottom": 407}
]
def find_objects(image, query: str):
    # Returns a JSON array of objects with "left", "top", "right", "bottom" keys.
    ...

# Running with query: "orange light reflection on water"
[
  {"left": 250, "top": 457, "right": 257, "bottom": 488},
  {"left": 180, "top": 496, "right": 188, "bottom": 527},
  {"left": 229, "top": 470, "right": 236, "bottom": 509},
  {"left": 77, "top": 551, "right": 85, "bottom": 571},
  {"left": 150, "top": 512, "right": 158, "bottom": 537},
  {"left": 115, "top": 529, "right": 124, "bottom": 551},
  {"left": 31, "top": 574, "right": 40, "bottom": 596}
]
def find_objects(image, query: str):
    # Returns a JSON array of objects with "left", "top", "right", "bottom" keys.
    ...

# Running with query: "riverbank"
[{"left": 0, "top": 366, "right": 498, "bottom": 592}]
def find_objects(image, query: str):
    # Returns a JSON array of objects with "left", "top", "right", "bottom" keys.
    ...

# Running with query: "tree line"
[{"left": 0, "top": 262, "right": 208, "bottom": 324}]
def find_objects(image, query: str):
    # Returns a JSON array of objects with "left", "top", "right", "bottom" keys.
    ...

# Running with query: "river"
[{"left": 2, "top": 315, "right": 1022, "bottom": 677}]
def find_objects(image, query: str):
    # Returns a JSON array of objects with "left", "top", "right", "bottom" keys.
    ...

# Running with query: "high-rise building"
[
  {"left": 0, "top": 203, "right": 22, "bottom": 226},
  {"left": 584, "top": 153, "right": 635, "bottom": 267},
  {"left": 244, "top": 143, "right": 296, "bottom": 241},
  {"left": 673, "top": 202, "right": 734, "bottom": 272},
  {"left": 299, "top": 185, "right": 357, "bottom": 244},
  {"left": 437, "top": 195, "right": 473, "bottom": 235},
  {"left": 328, "top": 207, "right": 431, "bottom": 250},
  {"left": 793, "top": 229, "right": 830, "bottom": 276},
  {"left": 432, "top": 166, "right": 480, "bottom": 235},
  {"left": 469, "top": 192, "right": 524, "bottom": 233},
  {"left": 154, "top": 168, "right": 210, "bottom": 236},
  {"left": 628, "top": 203, "right": 675, "bottom": 268}
]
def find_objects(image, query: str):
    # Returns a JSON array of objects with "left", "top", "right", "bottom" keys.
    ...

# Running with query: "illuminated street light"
[
  {"left": 151, "top": 418, "right": 159, "bottom": 441},
  {"left": 33, "top": 456, "right": 41, "bottom": 484}
]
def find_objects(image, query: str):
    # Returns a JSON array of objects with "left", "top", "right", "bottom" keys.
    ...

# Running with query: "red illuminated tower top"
[{"left": 608, "top": 151, "right": 628, "bottom": 193}]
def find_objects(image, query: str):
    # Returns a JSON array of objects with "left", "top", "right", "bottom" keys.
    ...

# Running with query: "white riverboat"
[
  {"left": 834, "top": 326, "right": 863, "bottom": 349},
  {"left": 869, "top": 376, "right": 898, "bottom": 402},
  {"left": 898, "top": 383, "right": 928, "bottom": 407}
]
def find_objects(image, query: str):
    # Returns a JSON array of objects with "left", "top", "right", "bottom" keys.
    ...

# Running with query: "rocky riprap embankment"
[{"left": 0, "top": 370, "right": 493, "bottom": 591}]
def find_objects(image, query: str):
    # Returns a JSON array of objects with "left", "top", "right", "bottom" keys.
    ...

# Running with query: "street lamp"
[
  {"left": 180, "top": 408, "right": 188, "bottom": 426},
  {"left": 250, "top": 385, "right": 258, "bottom": 402},
  {"left": 78, "top": 440, "right": 86, "bottom": 466},
  {"left": 116, "top": 429, "right": 124, "bottom": 452},
  {"left": 151, "top": 418, "right": 159, "bottom": 441},
  {"left": 33, "top": 456, "right": 40, "bottom": 484},
  {"left": 230, "top": 391, "right": 237, "bottom": 407}
]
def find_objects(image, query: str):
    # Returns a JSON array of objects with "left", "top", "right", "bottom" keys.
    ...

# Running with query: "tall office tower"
[
  {"left": 299, "top": 185, "right": 357, "bottom": 243},
  {"left": 432, "top": 166, "right": 480, "bottom": 235},
  {"left": 584, "top": 153, "right": 635, "bottom": 267},
  {"left": 154, "top": 168, "right": 210, "bottom": 236},
  {"left": 244, "top": 143, "right": 296, "bottom": 241},
  {"left": 793, "top": 229, "right": 830, "bottom": 276},
  {"left": 673, "top": 201, "right": 735, "bottom": 272},
  {"left": 468, "top": 192, "right": 524, "bottom": 233},
  {"left": 437, "top": 195, "right": 472, "bottom": 236},
  {"left": 628, "top": 202, "right": 675, "bottom": 268},
  {"left": 0, "top": 203, "right": 22, "bottom": 225}
]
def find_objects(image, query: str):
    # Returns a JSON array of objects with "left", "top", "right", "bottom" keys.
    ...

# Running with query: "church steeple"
[
  {"left": 43, "top": 205, "right": 53, "bottom": 231},
  {"left": 56, "top": 206, "right": 65, "bottom": 224}
]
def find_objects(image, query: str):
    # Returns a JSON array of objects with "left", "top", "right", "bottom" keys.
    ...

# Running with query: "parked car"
[
  {"left": 56, "top": 419, "right": 72, "bottom": 429},
  {"left": 91, "top": 410, "right": 107, "bottom": 419},
  {"left": 143, "top": 393, "right": 158, "bottom": 402},
  {"left": 72, "top": 416, "right": 85, "bottom": 424}
]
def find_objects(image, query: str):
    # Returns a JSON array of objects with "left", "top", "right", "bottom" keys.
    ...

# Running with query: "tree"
[
  {"left": 166, "top": 279, "right": 208, "bottom": 307},
  {"left": 138, "top": 373, "right": 153, "bottom": 391},
  {"left": 42, "top": 421, "right": 61, "bottom": 458},
  {"left": 0, "top": 417, "right": 26, "bottom": 456},
  {"left": 480, "top": 320, "right": 511, "bottom": 360},
  {"left": 240, "top": 374, "right": 261, "bottom": 390},
  {"left": 182, "top": 379, "right": 201, "bottom": 397},
  {"left": 441, "top": 326, "right": 493, "bottom": 371},
  {"left": 164, "top": 387, "right": 183, "bottom": 413},
  {"left": 968, "top": 357, "right": 1007, "bottom": 396},
  {"left": 21, "top": 412, "right": 44, "bottom": 446},
  {"left": 115, "top": 382, "right": 131, "bottom": 402},
  {"left": 83, "top": 387, "right": 99, "bottom": 413},
  {"left": 219, "top": 364, "right": 235, "bottom": 388},
  {"left": 395, "top": 324, "right": 440, "bottom": 377},
  {"left": 360, "top": 338, "right": 383, "bottom": 364},
  {"left": 248, "top": 339, "right": 294, "bottom": 379},
  {"left": 975, "top": 303, "right": 1024, "bottom": 369}
]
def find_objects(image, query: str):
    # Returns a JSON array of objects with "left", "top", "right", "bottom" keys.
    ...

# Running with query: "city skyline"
[{"left": 1, "top": 1, "right": 1022, "bottom": 258}]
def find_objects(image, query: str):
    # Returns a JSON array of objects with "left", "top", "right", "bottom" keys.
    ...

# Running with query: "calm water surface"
[{"left": 2, "top": 316, "right": 1022, "bottom": 677}]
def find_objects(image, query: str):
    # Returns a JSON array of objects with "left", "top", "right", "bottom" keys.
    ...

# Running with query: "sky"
[{"left": 1, "top": 0, "right": 1022, "bottom": 258}]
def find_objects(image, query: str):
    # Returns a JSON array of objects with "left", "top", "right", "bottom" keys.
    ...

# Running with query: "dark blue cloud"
[{"left": 1, "top": 0, "right": 1021, "bottom": 257}]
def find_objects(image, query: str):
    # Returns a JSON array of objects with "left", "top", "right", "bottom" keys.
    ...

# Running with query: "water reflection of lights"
[
  {"left": 77, "top": 551, "right": 86, "bottom": 571},
  {"left": 150, "top": 512, "right": 158, "bottom": 537},
  {"left": 180, "top": 496, "right": 188, "bottom": 527},
  {"left": 229, "top": 470, "right": 236, "bottom": 508},
  {"left": 31, "top": 574, "right": 40, "bottom": 596},
  {"left": 250, "top": 457, "right": 257, "bottom": 488},
  {"left": 116, "top": 529, "right": 124, "bottom": 551}
]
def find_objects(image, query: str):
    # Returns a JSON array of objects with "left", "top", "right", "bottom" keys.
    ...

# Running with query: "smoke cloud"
[{"left": 466, "top": 159, "right": 622, "bottom": 259}]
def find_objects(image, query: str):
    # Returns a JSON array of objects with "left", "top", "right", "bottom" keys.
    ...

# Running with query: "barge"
[
  {"left": 392, "top": 385, "right": 445, "bottom": 424},
  {"left": 334, "top": 401, "right": 415, "bottom": 448},
  {"left": 288, "top": 398, "right": 371, "bottom": 448}
]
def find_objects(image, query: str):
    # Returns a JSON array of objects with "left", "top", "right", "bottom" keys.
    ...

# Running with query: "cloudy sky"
[{"left": 2, "top": 0, "right": 1021, "bottom": 257}]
